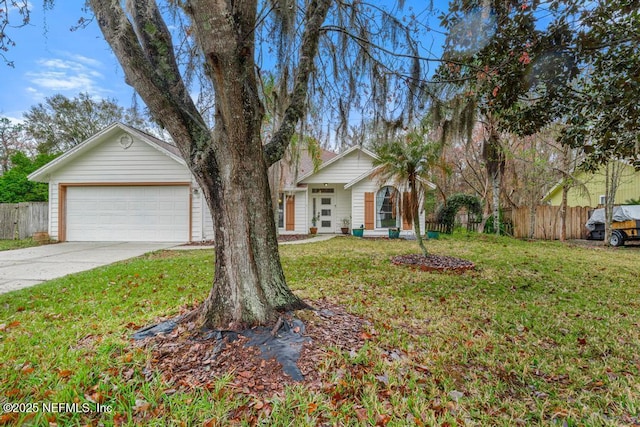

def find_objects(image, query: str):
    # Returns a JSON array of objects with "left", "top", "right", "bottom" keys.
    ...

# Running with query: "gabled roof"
[
  {"left": 28, "top": 122, "right": 185, "bottom": 182},
  {"left": 298, "top": 144, "right": 437, "bottom": 190},
  {"left": 280, "top": 147, "right": 337, "bottom": 188},
  {"left": 296, "top": 145, "right": 378, "bottom": 184}
]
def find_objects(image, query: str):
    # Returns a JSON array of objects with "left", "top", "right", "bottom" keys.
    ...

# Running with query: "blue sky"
[
  {"left": 0, "top": 1, "right": 448, "bottom": 124},
  {"left": 0, "top": 2, "right": 134, "bottom": 122}
]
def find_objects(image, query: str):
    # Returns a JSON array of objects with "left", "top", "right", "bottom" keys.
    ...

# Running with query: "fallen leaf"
[
  {"left": 133, "top": 399, "right": 151, "bottom": 413},
  {"left": 355, "top": 408, "right": 368, "bottom": 422},
  {"left": 0, "top": 414, "right": 18, "bottom": 424},
  {"left": 238, "top": 370, "right": 253, "bottom": 379},
  {"left": 307, "top": 402, "right": 318, "bottom": 414},
  {"left": 203, "top": 418, "right": 217, "bottom": 427},
  {"left": 376, "top": 414, "right": 391, "bottom": 426},
  {"left": 58, "top": 369, "right": 73, "bottom": 378}
]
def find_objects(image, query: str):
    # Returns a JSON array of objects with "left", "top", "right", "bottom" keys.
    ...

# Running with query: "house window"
[
  {"left": 311, "top": 188, "right": 335, "bottom": 193},
  {"left": 376, "top": 186, "right": 399, "bottom": 228},
  {"left": 278, "top": 193, "right": 284, "bottom": 228},
  {"left": 599, "top": 195, "right": 607, "bottom": 205}
]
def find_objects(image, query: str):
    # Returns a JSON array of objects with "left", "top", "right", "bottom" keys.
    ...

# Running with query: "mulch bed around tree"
[
  {"left": 132, "top": 299, "right": 369, "bottom": 398},
  {"left": 391, "top": 253, "right": 476, "bottom": 273}
]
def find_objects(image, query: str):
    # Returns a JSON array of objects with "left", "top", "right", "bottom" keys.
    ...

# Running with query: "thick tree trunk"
[
  {"left": 195, "top": 139, "right": 306, "bottom": 329},
  {"left": 185, "top": 0, "right": 308, "bottom": 329},
  {"left": 268, "top": 162, "right": 283, "bottom": 236},
  {"left": 90, "top": 0, "right": 330, "bottom": 330}
]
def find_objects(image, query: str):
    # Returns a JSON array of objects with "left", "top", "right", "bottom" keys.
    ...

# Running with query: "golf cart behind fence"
[{"left": 586, "top": 205, "right": 640, "bottom": 246}]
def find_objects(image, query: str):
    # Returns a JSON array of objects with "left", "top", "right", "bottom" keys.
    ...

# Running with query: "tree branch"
[
  {"left": 263, "top": 0, "right": 332, "bottom": 167},
  {"left": 89, "top": 0, "right": 209, "bottom": 163}
]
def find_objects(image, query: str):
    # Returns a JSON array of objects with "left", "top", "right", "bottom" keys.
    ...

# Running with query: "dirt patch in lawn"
[
  {"left": 391, "top": 253, "right": 475, "bottom": 273},
  {"left": 133, "top": 299, "right": 369, "bottom": 398}
]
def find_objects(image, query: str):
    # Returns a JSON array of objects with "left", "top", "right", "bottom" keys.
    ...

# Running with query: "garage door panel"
[{"left": 65, "top": 186, "right": 189, "bottom": 242}]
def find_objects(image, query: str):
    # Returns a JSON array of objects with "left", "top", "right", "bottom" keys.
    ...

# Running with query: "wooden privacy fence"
[
  {"left": 0, "top": 202, "right": 48, "bottom": 240},
  {"left": 508, "top": 205, "right": 591, "bottom": 240}
]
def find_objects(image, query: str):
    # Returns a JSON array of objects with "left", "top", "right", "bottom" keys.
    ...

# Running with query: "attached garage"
[
  {"left": 28, "top": 123, "right": 215, "bottom": 243},
  {"left": 62, "top": 185, "right": 190, "bottom": 242}
]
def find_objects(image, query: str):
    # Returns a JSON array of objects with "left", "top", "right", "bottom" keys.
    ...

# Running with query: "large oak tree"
[{"left": 0, "top": 0, "right": 433, "bottom": 329}]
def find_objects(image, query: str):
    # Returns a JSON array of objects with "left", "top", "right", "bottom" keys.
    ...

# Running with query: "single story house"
[
  {"left": 28, "top": 123, "right": 214, "bottom": 242},
  {"left": 276, "top": 145, "right": 435, "bottom": 236},
  {"left": 29, "top": 123, "right": 434, "bottom": 242},
  {"left": 543, "top": 160, "right": 640, "bottom": 207}
]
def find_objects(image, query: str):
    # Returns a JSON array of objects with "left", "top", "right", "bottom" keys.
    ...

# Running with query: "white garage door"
[{"left": 65, "top": 186, "right": 190, "bottom": 242}]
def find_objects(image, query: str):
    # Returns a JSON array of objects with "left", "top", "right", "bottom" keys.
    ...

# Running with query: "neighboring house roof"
[{"left": 28, "top": 122, "right": 184, "bottom": 182}]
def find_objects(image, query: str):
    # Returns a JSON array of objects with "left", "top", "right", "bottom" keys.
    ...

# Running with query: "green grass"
[
  {"left": 0, "top": 238, "right": 42, "bottom": 251},
  {"left": 1, "top": 235, "right": 639, "bottom": 425}
]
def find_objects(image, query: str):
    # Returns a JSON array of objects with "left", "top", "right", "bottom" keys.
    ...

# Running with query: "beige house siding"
[
  {"left": 299, "top": 149, "right": 376, "bottom": 184},
  {"left": 38, "top": 127, "right": 212, "bottom": 241}
]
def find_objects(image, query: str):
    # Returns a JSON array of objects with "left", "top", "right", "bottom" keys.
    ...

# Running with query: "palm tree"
[{"left": 372, "top": 129, "right": 440, "bottom": 256}]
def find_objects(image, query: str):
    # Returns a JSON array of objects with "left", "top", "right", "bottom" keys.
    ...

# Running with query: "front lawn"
[
  {"left": 1, "top": 235, "right": 639, "bottom": 425},
  {"left": 0, "top": 238, "right": 42, "bottom": 251}
]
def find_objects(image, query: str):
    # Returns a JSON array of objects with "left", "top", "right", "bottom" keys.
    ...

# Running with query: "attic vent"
[{"left": 119, "top": 134, "right": 133, "bottom": 149}]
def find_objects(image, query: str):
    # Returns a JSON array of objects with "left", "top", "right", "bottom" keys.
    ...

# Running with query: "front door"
[{"left": 313, "top": 195, "right": 334, "bottom": 233}]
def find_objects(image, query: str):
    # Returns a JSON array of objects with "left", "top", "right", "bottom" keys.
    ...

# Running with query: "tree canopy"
[
  {"left": 0, "top": 117, "right": 27, "bottom": 173},
  {"left": 559, "top": 1, "right": 640, "bottom": 170},
  {"left": 0, "top": 151, "right": 57, "bottom": 203},
  {"left": 23, "top": 92, "right": 148, "bottom": 154}
]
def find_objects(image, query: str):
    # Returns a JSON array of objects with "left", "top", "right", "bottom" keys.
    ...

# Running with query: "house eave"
[
  {"left": 297, "top": 145, "right": 379, "bottom": 184},
  {"left": 27, "top": 122, "right": 185, "bottom": 183}
]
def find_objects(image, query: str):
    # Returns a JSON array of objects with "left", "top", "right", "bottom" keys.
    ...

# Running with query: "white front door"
[{"left": 313, "top": 195, "right": 334, "bottom": 233}]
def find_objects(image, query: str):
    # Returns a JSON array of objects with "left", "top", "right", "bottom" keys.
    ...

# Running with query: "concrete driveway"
[{"left": 0, "top": 242, "right": 179, "bottom": 295}]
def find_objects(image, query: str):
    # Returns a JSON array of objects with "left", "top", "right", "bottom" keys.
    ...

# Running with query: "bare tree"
[{"left": 0, "top": 117, "right": 26, "bottom": 173}]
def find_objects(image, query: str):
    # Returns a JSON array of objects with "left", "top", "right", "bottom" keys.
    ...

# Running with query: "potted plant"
[
  {"left": 352, "top": 224, "right": 364, "bottom": 237},
  {"left": 340, "top": 217, "right": 351, "bottom": 235},
  {"left": 427, "top": 230, "right": 440, "bottom": 239},
  {"left": 309, "top": 214, "right": 319, "bottom": 235}
]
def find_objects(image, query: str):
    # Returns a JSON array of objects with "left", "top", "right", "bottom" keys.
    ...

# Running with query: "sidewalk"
[{"left": 170, "top": 234, "right": 337, "bottom": 250}]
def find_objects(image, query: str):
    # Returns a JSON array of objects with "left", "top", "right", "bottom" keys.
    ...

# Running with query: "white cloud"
[
  {"left": 25, "top": 52, "right": 110, "bottom": 99},
  {"left": 64, "top": 53, "right": 103, "bottom": 69}
]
